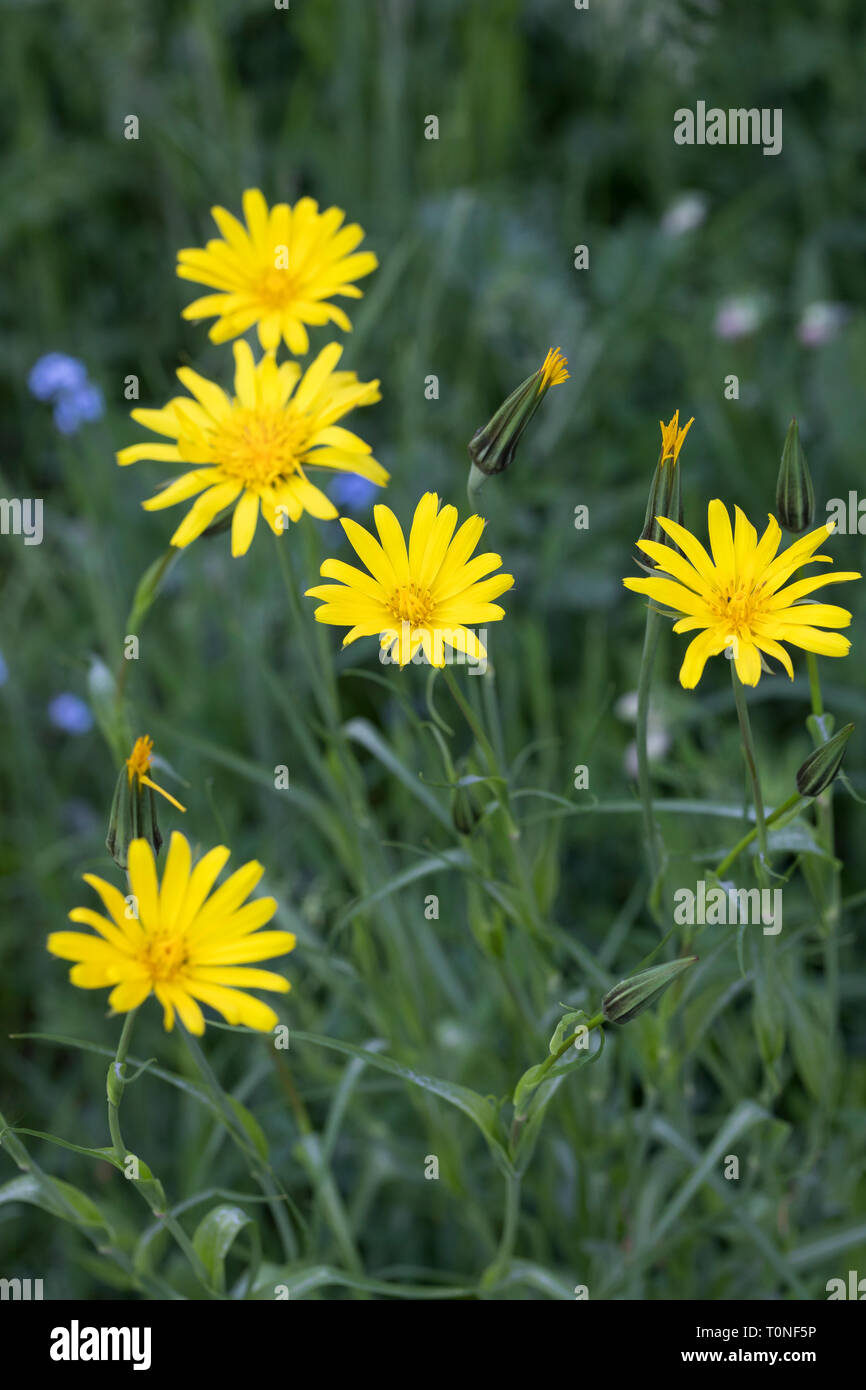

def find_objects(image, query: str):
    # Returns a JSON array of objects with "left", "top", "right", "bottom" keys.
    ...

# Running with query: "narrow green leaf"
[
  {"left": 292, "top": 1030, "right": 509, "bottom": 1166},
  {"left": 343, "top": 717, "right": 454, "bottom": 829},
  {"left": 227, "top": 1096, "right": 269, "bottom": 1162}
]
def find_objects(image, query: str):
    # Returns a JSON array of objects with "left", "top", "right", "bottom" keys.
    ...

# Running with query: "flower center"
[
  {"left": 210, "top": 408, "right": 308, "bottom": 488},
  {"left": 712, "top": 583, "right": 759, "bottom": 633},
  {"left": 140, "top": 934, "right": 188, "bottom": 982},
  {"left": 257, "top": 267, "right": 299, "bottom": 310},
  {"left": 389, "top": 583, "right": 434, "bottom": 627}
]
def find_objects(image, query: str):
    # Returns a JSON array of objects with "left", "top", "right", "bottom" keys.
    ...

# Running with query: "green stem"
[
  {"left": 636, "top": 607, "right": 664, "bottom": 894},
  {"left": 485, "top": 1169, "right": 521, "bottom": 1286},
  {"left": 107, "top": 1008, "right": 138, "bottom": 1161},
  {"left": 107, "top": 1010, "right": 216, "bottom": 1296},
  {"left": 179, "top": 1025, "right": 296, "bottom": 1263},
  {"left": 509, "top": 1011, "right": 606, "bottom": 1152},
  {"left": 714, "top": 792, "right": 803, "bottom": 878},
  {"left": 806, "top": 650, "right": 824, "bottom": 718},
  {"left": 805, "top": 653, "right": 840, "bottom": 1043},
  {"left": 529, "top": 1011, "right": 606, "bottom": 1093},
  {"left": 731, "top": 664, "right": 770, "bottom": 877}
]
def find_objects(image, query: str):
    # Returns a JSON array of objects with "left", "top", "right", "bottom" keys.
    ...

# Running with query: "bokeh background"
[{"left": 2, "top": 0, "right": 865, "bottom": 1299}]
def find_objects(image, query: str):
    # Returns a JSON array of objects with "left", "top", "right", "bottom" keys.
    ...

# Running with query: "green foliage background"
[{"left": 1, "top": 0, "right": 865, "bottom": 1299}]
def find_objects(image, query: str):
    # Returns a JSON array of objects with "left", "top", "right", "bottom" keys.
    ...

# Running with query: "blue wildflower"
[
  {"left": 330, "top": 473, "right": 379, "bottom": 513},
  {"left": 53, "top": 383, "right": 104, "bottom": 435},
  {"left": 28, "top": 353, "right": 89, "bottom": 402},
  {"left": 48, "top": 693, "right": 94, "bottom": 736}
]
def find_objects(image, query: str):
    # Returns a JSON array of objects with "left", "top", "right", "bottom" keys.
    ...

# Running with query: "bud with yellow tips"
[
  {"left": 467, "top": 347, "right": 568, "bottom": 504},
  {"left": 106, "top": 735, "right": 186, "bottom": 870},
  {"left": 635, "top": 410, "right": 693, "bottom": 568}
]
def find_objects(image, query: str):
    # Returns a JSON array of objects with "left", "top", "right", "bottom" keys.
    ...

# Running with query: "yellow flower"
[
  {"left": 125, "top": 736, "right": 186, "bottom": 812},
  {"left": 538, "top": 347, "right": 570, "bottom": 391},
  {"left": 117, "top": 341, "right": 386, "bottom": 557},
  {"left": 48, "top": 833, "right": 295, "bottom": 1034},
  {"left": 623, "top": 501, "right": 860, "bottom": 688},
  {"left": 177, "top": 189, "right": 378, "bottom": 354},
  {"left": 659, "top": 409, "right": 694, "bottom": 464},
  {"left": 306, "top": 491, "right": 514, "bottom": 667}
]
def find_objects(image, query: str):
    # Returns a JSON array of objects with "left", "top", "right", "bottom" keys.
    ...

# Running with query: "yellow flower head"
[
  {"left": 177, "top": 189, "right": 378, "bottom": 355},
  {"left": 126, "top": 735, "right": 186, "bottom": 813},
  {"left": 306, "top": 491, "right": 515, "bottom": 667},
  {"left": 659, "top": 409, "right": 694, "bottom": 464},
  {"left": 538, "top": 347, "right": 570, "bottom": 393},
  {"left": 624, "top": 501, "right": 861, "bottom": 688},
  {"left": 117, "top": 341, "right": 386, "bottom": 557},
  {"left": 48, "top": 833, "right": 296, "bottom": 1034}
]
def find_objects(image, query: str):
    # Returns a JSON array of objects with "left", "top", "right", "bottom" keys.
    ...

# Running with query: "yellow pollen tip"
[
  {"left": 538, "top": 347, "right": 569, "bottom": 393},
  {"left": 142, "top": 934, "right": 189, "bottom": 982},
  {"left": 212, "top": 406, "right": 308, "bottom": 488},
  {"left": 389, "top": 583, "right": 434, "bottom": 627},
  {"left": 126, "top": 735, "right": 155, "bottom": 784},
  {"left": 659, "top": 410, "right": 694, "bottom": 464}
]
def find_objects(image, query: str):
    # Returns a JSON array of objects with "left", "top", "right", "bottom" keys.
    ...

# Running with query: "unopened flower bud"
[
  {"left": 106, "top": 736, "right": 186, "bottom": 870},
  {"left": 635, "top": 410, "right": 692, "bottom": 568},
  {"left": 467, "top": 347, "right": 568, "bottom": 503},
  {"left": 796, "top": 723, "right": 854, "bottom": 798},
  {"left": 776, "top": 418, "right": 814, "bottom": 534},
  {"left": 602, "top": 956, "right": 697, "bottom": 1024}
]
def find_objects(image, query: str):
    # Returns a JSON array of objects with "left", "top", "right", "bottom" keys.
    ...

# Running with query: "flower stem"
[
  {"left": 483, "top": 1169, "right": 521, "bottom": 1288},
  {"left": 509, "top": 1011, "right": 606, "bottom": 1151},
  {"left": 714, "top": 792, "right": 802, "bottom": 878},
  {"left": 731, "top": 665, "right": 770, "bottom": 877},
  {"left": 805, "top": 653, "right": 840, "bottom": 1042},
  {"left": 107, "top": 1010, "right": 217, "bottom": 1295},
  {"left": 636, "top": 606, "right": 665, "bottom": 898},
  {"left": 806, "top": 650, "right": 824, "bottom": 718},
  {"left": 526, "top": 1012, "right": 606, "bottom": 1094},
  {"left": 107, "top": 1008, "right": 138, "bottom": 1161}
]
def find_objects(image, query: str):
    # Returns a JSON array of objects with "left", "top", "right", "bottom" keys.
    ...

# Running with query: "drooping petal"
[{"left": 678, "top": 628, "right": 729, "bottom": 689}]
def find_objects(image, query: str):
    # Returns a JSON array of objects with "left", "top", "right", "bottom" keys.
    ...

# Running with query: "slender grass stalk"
[
  {"left": 805, "top": 652, "right": 840, "bottom": 1044},
  {"left": 441, "top": 666, "right": 509, "bottom": 818},
  {"left": 114, "top": 548, "right": 180, "bottom": 709},
  {"left": 179, "top": 1025, "right": 297, "bottom": 1263},
  {"left": 273, "top": 531, "right": 427, "bottom": 1040},
  {"left": 441, "top": 663, "right": 548, "bottom": 955}
]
